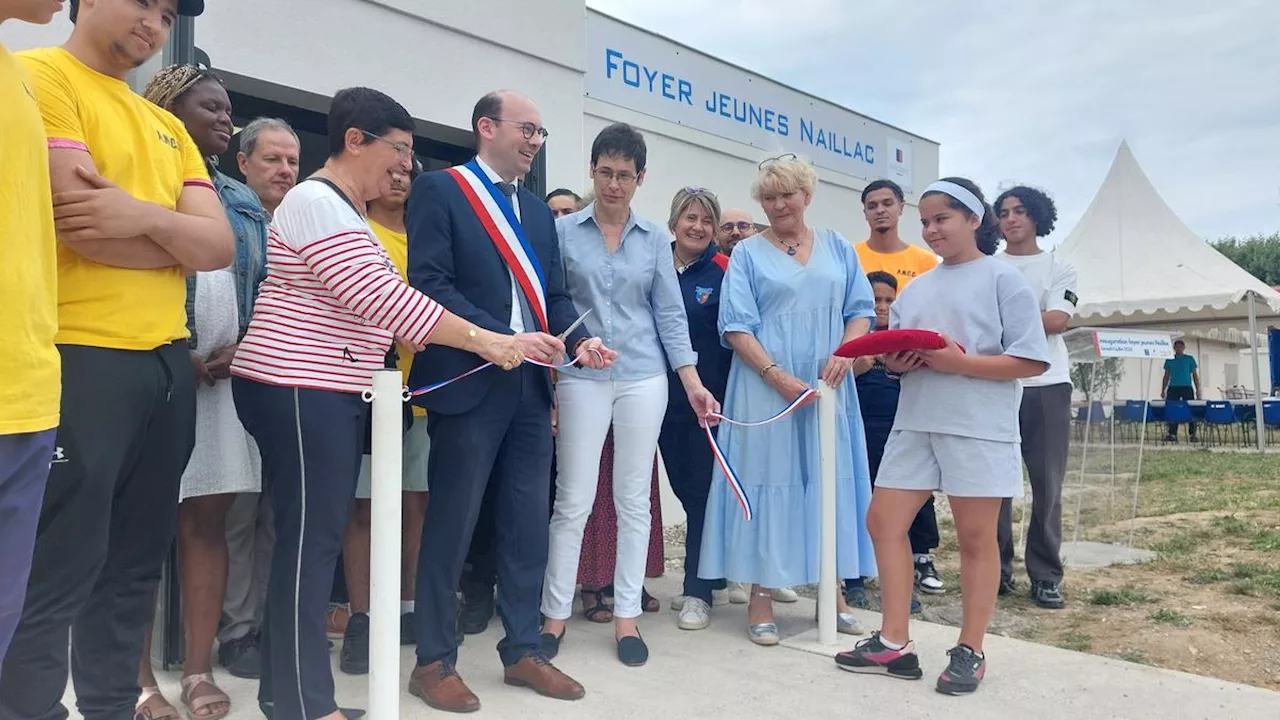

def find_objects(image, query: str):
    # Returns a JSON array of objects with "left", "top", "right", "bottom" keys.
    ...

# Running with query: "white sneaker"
[
  {"left": 728, "top": 583, "right": 750, "bottom": 604},
  {"left": 771, "top": 587, "right": 799, "bottom": 603},
  {"left": 673, "top": 589, "right": 731, "bottom": 610},
  {"left": 678, "top": 597, "right": 711, "bottom": 630}
]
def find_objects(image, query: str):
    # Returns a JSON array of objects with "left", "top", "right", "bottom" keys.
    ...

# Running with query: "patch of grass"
[
  {"left": 1150, "top": 530, "right": 1209, "bottom": 556},
  {"left": 1230, "top": 563, "right": 1269, "bottom": 579},
  {"left": 1149, "top": 608, "right": 1193, "bottom": 628},
  {"left": 1224, "top": 565, "right": 1280, "bottom": 596},
  {"left": 1211, "top": 515, "right": 1251, "bottom": 536},
  {"left": 1112, "top": 649, "right": 1156, "bottom": 666},
  {"left": 1227, "top": 580, "right": 1266, "bottom": 597},
  {"left": 1091, "top": 587, "right": 1156, "bottom": 606},
  {"left": 1056, "top": 632, "right": 1093, "bottom": 652},
  {"left": 1251, "top": 530, "right": 1280, "bottom": 551},
  {"left": 1186, "top": 568, "right": 1229, "bottom": 585}
]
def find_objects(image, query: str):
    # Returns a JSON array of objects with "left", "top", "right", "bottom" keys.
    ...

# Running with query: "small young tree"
[{"left": 1071, "top": 358, "right": 1126, "bottom": 402}]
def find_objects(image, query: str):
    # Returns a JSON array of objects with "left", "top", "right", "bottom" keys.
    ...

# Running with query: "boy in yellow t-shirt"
[
  {"left": 854, "top": 179, "right": 939, "bottom": 289},
  {"left": 340, "top": 165, "right": 432, "bottom": 664},
  {"left": 0, "top": 0, "right": 62, "bottom": 670},
  {"left": 0, "top": 0, "right": 236, "bottom": 713}
]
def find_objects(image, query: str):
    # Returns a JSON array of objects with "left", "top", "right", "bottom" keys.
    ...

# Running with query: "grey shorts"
[
  {"left": 875, "top": 430, "right": 1024, "bottom": 498},
  {"left": 355, "top": 418, "right": 431, "bottom": 499}
]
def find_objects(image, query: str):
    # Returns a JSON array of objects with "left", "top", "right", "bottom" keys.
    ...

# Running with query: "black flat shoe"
[
  {"left": 616, "top": 633, "right": 648, "bottom": 667},
  {"left": 259, "top": 701, "right": 365, "bottom": 719},
  {"left": 540, "top": 629, "right": 566, "bottom": 659}
]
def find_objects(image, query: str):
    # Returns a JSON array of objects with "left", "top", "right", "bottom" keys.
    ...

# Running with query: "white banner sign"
[
  {"left": 584, "top": 12, "right": 919, "bottom": 191},
  {"left": 1092, "top": 331, "right": 1176, "bottom": 359}
]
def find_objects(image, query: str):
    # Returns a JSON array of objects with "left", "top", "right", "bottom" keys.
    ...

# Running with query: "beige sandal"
[
  {"left": 179, "top": 673, "right": 231, "bottom": 720},
  {"left": 136, "top": 687, "right": 181, "bottom": 720}
]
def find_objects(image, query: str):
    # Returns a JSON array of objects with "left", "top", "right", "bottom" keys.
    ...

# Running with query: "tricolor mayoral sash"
[{"left": 445, "top": 160, "right": 549, "bottom": 332}]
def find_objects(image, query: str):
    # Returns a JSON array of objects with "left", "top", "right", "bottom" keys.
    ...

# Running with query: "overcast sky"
[{"left": 586, "top": 0, "right": 1280, "bottom": 246}]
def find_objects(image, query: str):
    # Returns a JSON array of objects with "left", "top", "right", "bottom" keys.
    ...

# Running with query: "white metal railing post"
[
  {"left": 817, "top": 380, "right": 838, "bottom": 646},
  {"left": 368, "top": 370, "right": 405, "bottom": 718}
]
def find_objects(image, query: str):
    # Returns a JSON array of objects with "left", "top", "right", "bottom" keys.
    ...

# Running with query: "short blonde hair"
[
  {"left": 751, "top": 155, "right": 818, "bottom": 202},
  {"left": 667, "top": 187, "right": 722, "bottom": 234}
]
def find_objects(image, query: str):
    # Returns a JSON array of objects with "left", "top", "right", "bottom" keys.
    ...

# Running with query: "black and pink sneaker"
[
  {"left": 935, "top": 644, "right": 985, "bottom": 695},
  {"left": 834, "top": 632, "right": 923, "bottom": 680}
]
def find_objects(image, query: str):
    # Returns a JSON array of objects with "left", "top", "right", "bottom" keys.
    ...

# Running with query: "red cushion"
[{"left": 834, "top": 329, "right": 963, "bottom": 358}]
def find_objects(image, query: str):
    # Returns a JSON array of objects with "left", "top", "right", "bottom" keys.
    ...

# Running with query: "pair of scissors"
[{"left": 558, "top": 308, "right": 593, "bottom": 342}]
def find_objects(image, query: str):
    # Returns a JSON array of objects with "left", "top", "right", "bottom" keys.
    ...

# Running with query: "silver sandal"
[{"left": 747, "top": 589, "right": 779, "bottom": 646}]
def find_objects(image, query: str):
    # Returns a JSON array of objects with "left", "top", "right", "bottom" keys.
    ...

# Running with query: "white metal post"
[
  {"left": 1248, "top": 294, "right": 1266, "bottom": 450},
  {"left": 368, "top": 370, "right": 404, "bottom": 719},
  {"left": 817, "top": 380, "right": 838, "bottom": 646},
  {"left": 1072, "top": 362, "right": 1100, "bottom": 543}
]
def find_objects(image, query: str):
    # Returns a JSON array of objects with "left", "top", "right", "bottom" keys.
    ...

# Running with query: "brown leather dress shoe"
[
  {"left": 503, "top": 655, "right": 586, "bottom": 700},
  {"left": 408, "top": 661, "right": 480, "bottom": 713}
]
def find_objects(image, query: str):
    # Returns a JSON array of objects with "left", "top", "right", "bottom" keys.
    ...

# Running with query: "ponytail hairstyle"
[{"left": 921, "top": 176, "right": 999, "bottom": 255}]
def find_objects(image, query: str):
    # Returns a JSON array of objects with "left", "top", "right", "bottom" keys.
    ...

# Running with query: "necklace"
[
  {"left": 770, "top": 228, "right": 808, "bottom": 256},
  {"left": 322, "top": 168, "right": 365, "bottom": 217},
  {"left": 674, "top": 248, "right": 698, "bottom": 273}
]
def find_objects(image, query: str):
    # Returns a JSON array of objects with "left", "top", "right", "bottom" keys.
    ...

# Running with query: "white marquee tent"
[
  {"left": 1058, "top": 140, "right": 1280, "bottom": 326},
  {"left": 1057, "top": 140, "right": 1280, "bottom": 446}
]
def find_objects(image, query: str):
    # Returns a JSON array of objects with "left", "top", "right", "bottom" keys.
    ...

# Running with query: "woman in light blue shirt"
[{"left": 540, "top": 124, "right": 720, "bottom": 667}]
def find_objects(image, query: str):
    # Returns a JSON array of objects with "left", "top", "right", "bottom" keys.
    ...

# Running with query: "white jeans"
[{"left": 541, "top": 374, "right": 669, "bottom": 620}]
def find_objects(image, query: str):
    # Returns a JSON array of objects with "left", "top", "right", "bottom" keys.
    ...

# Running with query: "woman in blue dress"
[{"left": 700, "top": 154, "right": 877, "bottom": 646}]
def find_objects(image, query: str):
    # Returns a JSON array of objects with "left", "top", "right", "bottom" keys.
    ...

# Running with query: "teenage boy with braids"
[{"left": 0, "top": 1, "right": 234, "bottom": 717}]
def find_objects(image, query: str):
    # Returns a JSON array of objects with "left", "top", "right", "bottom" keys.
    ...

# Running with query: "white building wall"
[{"left": 1, "top": 0, "right": 589, "bottom": 186}]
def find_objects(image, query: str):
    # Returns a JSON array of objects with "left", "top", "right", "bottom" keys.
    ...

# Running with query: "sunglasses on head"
[{"left": 758, "top": 153, "right": 798, "bottom": 169}]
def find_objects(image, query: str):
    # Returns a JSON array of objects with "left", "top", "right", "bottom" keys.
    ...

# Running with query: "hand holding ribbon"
[
  {"left": 702, "top": 387, "right": 818, "bottom": 522},
  {"left": 572, "top": 337, "right": 618, "bottom": 370}
]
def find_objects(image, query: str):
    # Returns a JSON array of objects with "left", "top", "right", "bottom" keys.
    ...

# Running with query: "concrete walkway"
[{"left": 67, "top": 575, "right": 1277, "bottom": 719}]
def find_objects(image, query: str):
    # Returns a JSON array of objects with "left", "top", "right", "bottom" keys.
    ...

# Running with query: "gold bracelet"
[{"left": 759, "top": 362, "right": 779, "bottom": 378}]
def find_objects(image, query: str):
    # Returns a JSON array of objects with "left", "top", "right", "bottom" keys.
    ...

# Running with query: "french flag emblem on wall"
[{"left": 895, "top": 148, "right": 904, "bottom": 164}]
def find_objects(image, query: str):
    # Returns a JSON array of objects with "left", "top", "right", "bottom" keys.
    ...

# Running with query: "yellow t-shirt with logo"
[
  {"left": 369, "top": 218, "right": 425, "bottom": 417},
  {"left": 0, "top": 46, "right": 60, "bottom": 434},
  {"left": 18, "top": 47, "right": 212, "bottom": 351},
  {"left": 855, "top": 241, "right": 939, "bottom": 288}
]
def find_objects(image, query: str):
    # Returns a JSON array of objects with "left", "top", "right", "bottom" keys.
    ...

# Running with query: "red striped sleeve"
[{"left": 296, "top": 232, "right": 443, "bottom": 348}]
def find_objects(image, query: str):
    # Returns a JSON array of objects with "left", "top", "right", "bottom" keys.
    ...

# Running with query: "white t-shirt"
[
  {"left": 997, "top": 250, "right": 1078, "bottom": 388},
  {"left": 890, "top": 256, "right": 1051, "bottom": 442}
]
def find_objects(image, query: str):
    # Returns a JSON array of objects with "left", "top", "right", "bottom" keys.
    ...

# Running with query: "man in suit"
[{"left": 405, "top": 90, "right": 615, "bottom": 712}]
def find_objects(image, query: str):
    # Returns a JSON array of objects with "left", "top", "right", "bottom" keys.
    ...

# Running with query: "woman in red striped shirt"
[{"left": 230, "top": 87, "right": 521, "bottom": 720}]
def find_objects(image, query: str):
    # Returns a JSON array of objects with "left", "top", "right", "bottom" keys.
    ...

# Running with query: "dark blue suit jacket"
[{"left": 405, "top": 166, "right": 589, "bottom": 416}]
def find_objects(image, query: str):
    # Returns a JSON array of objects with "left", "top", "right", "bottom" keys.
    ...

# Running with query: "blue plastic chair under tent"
[
  {"left": 1120, "top": 400, "right": 1156, "bottom": 444},
  {"left": 1164, "top": 400, "right": 1195, "bottom": 442},
  {"left": 1074, "top": 401, "right": 1109, "bottom": 443},
  {"left": 1203, "top": 400, "right": 1244, "bottom": 447},
  {"left": 1263, "top": 399, "right": 1280, "bottom": 444}
]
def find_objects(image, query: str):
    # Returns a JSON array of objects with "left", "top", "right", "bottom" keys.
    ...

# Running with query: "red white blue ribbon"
[
  {"left": 406, "top": 351, "right": 602, "bottom": 398},
  {"left": 702, "top": 388, "right": 818, "bottom": 522}
]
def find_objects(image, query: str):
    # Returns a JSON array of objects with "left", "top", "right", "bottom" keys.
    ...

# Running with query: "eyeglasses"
[
  {"left": 593, "top": 167, "right": 638, "bottom": 186},
  {"left": 361, "top": 130, "right": 414, "bottom": 160},
  {"left": 486, "top": 117, "right": 549, "bottom": 140},
  {"left": 682, "top": 186, "right": 718, "bottom": 199},
  {"left": 719, "top": 221, "right": 754, "bottom": 233},
  {"left": 758, "top": 153, "right": 798, "bottom": 169}
]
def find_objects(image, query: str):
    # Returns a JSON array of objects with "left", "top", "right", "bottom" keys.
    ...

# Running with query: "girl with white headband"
[{"left": 834, "top": 176, "right": 1049, "bottom": 696}]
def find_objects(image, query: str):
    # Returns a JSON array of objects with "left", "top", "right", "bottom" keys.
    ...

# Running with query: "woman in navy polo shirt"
[{"left": 659, "top": 187, "right": 734, "bottom": 631}]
